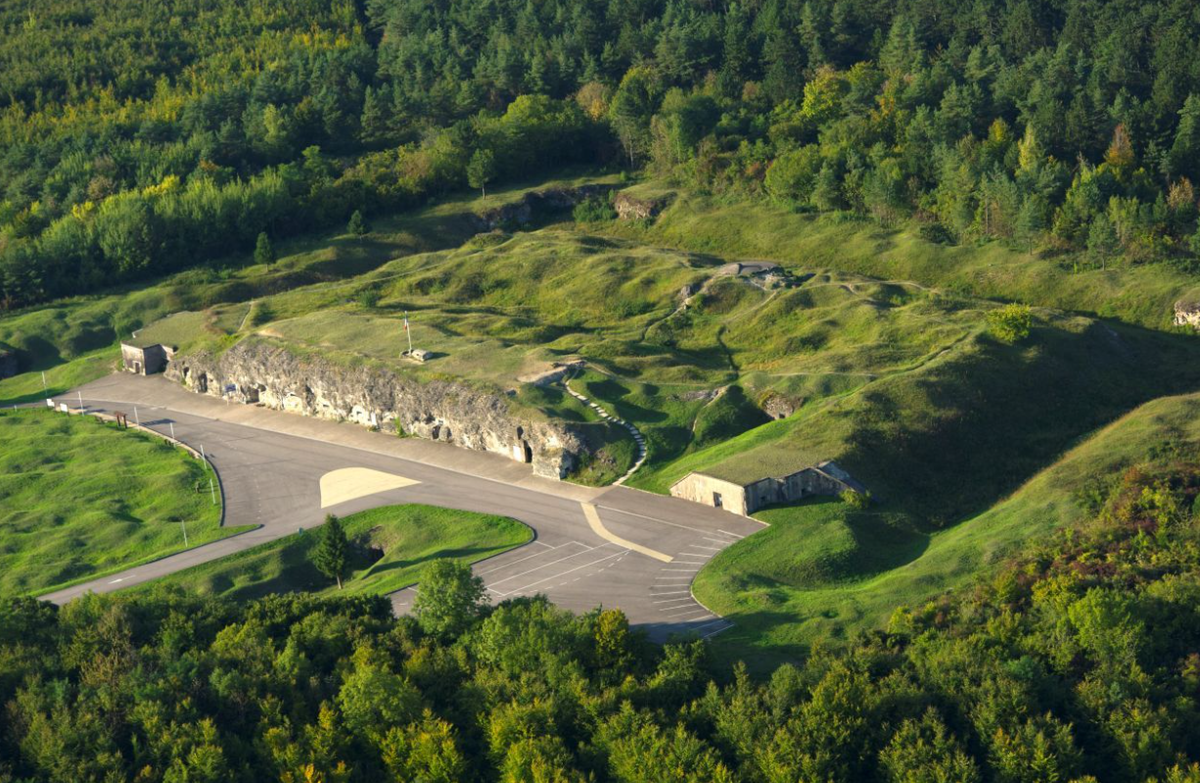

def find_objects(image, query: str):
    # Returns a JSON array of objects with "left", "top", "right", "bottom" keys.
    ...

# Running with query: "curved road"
[{"left": 40, "top": 375, "right": 764, "bottom": 641}]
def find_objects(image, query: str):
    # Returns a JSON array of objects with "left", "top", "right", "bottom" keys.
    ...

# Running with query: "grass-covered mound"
[
  {"left": 695, "top": 390, "right": 1200, "bottom": 667},
  {"left": 655, "top": 315, "right": 1200, "bottom": 523},
  {"left": 0, "top": 409, "right": 233, "bottom": 597},
  {"left": 626, "top": 184, "right": 1200, "bottom": 333},
  {"left": 150, "top": 504, "right": 531, "bottom": 601},
  {"left": 172, "top": 227, "right": 991, "bottom": 479}
]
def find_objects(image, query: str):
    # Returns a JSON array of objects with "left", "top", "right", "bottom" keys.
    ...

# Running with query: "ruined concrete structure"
[
  {"left": 670, "top": 460, "right": 864, "bottom": 516},
  {"left": 473, "top": 185, "right": 612, "bottom": 231},
  {"left": 613, "top": 192, "right": 668, "bottom": 221},
  {"left": 165, "top": 340, "right": 586, "bottom": 479},
  {"left": 121, "top": 343, "right": 174, "bottom": 375},
  {"left": 1174, "top": 300, "right": 1200, "bottom": 329}
]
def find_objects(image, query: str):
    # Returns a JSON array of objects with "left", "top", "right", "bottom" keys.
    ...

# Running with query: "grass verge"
[{"left": 149, "top": 504, "right": 531, "bottom": 601}]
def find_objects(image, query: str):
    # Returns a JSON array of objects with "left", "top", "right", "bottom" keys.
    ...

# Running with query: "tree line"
[
  {"left": 4, "top": 0, "right": 1200, "bottom": 308},
  {"left": 4, "top": 442, "right": 1200, "bottom": 781}
]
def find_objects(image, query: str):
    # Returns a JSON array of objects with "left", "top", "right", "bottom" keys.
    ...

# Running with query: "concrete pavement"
[{"left": 40, "top": 374, "right": 765, "bottom": 641}]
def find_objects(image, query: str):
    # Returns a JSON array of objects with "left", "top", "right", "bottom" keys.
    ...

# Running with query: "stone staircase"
[{"left": 564, "top": 381, "right": 646, "bottom": 484}]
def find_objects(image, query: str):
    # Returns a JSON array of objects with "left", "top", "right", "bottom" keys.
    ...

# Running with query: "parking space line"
[
  {"left": 662, "top": 605, "right": 711, "bottom": 617},
  {"left": 654, "top": 597, "right": 695, "bottom": 604},
  {"left": 476, "top": 541, "right": 587, "bottom": 575},
  {"left": 687, "top": 545, "right": 723, "bottom": 551},
  {"left": 650, "top": 589, "right": 692, "bottom": 595},
  {"left": 718, "top": 529, "right": 746, "bottom": 539},
  {"left": 495, "top": 550, "right": 628, "bottom": 596},
  {"left": 487, "top": 544, "right": 617, "bottom": 586}
]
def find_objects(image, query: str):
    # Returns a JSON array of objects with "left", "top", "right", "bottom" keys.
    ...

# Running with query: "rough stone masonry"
[{"left": 166, "top": 340, "right": 588, "bottom": 479}]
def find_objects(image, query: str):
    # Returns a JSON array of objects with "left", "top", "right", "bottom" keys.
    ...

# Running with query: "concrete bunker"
[
  {"left": 121, "top": 343, "right": 175, "bottom": 376},
  {"left": 670, "top": 460, "right": 865, "bottom": 517}
]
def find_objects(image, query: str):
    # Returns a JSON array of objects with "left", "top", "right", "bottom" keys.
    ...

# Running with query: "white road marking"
[
  {"left": 486, "top": 544, "right": 615, "bottom": 585},
  {"left": 662, "top": 605, "right": 712, "bottom": 617},
  {"left": 718, "top": 529, "right": 746, "bottom": 539},
  {"left": 653, "top": 597, "right": 695, "bottom": 604},
  {"left": 495, "top": 550, "right": 628, "bottom": 596},
  {"left": 477, "top": 542, "right": 582, "bottom": 574},
  {"left": 704, "top": 537, "right": 734, "bottom": 544},
  {"left": 650, "top": 589, "right": 692, "bottom": 595},
  {"left": 108, "top": 575, "right": 135, "bottom": 584},
  {"left": 687, "top": 545, "right": 723, "bottom": 551}
]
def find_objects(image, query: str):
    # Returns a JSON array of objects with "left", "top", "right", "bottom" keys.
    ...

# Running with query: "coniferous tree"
[
  {"left": 254, "top": 232, "right": 274, "bottom": 266},
  {"left": 347, "top": 210, "right": 369, "bottom": 237},
  {"left": 313, "top": 513, "right": 349, "bottom": 589}
]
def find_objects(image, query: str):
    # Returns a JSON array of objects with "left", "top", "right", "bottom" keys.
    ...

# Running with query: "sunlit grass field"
[{"left": 0, "top": 409, "right": 240, "bottom": 597}]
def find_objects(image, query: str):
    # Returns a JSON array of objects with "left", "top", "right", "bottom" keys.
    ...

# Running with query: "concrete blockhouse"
[
  {"left": 670, "top": 460, "right": 864, "bottom": 516},
  {"left": 121, "top": 343, "right": 174, "bottom": 375}
]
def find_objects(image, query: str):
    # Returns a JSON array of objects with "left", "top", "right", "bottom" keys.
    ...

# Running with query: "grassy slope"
[
  {"left": 624, "top": 185, "right": 1200, "bottom": 332},
  {"left": 150, "top": 504, "right": 531, "bottom": 600},
  {"left": 695, "top": 390, "right": 1200, "bottom": 670},
  {"left": 0, "top": 409, "right": 241, "bottom": 597},
  {"left": 0, "top": 172, "right": 613, "bottom": 407},
  {"left": 638, "top": 317, "right": 1200, "bottom": 523}
]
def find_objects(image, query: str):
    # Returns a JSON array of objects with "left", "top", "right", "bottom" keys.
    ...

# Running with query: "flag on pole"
[{"left": 403, "top": 312, "right": 409, "bottom": 331}]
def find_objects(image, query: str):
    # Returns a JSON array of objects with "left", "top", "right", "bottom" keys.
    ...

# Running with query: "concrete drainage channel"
[{"left": 563, "top": 381, "right": 646, "bottom": 484}]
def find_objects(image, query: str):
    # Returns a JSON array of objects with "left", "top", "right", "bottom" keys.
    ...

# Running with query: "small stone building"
[
  {"left": 121, "top": 343, "right": 174, "bottom": 375},
  {"left": 670, "top": 460, "right": 865, "bottom": 516}
]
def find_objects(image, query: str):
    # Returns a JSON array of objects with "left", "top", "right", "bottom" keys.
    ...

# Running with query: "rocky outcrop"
[
  {"left": 473, "top": 185, "right": 612, "bottom": 231},
  {"left": 165, "top": 340, "right": 587, "bottom": 479},
  {"left": 1174, "top": 300, "right": 1200, "bottom": 330},
  {"left": 613, "top": 192, "right": 669, "bottom": 221},
  {"left": 759, "top": 390, "right": 801, "bottom": 420}
]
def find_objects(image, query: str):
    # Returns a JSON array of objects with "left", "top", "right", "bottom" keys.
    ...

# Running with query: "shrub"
[
  {"left": 356, "top": 287, "right": 381, "bottom": 309},
  {"left": 573, "top": 194, "right": 617, "bottom": 223},
  {"left": 919, "top": 223, "right": 955, "bottom": 245},
  {"left": 987, "top": 303, "right": 1033, "bottom": 344},
  {"left": 841, "top": 489, "right": 871, "bottom": 509}
]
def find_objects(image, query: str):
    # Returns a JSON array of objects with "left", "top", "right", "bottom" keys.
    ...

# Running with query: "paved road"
[{"left": 39, "top": 375, "right": 764, "bottom": 641}]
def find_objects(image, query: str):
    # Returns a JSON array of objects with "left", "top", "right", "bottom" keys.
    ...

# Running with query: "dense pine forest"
[
  {"left": 3, "top": 0, "right": 1200, "bottom": 308},
  {"left": 3, "top": 446, "right": 1200, "bottom": 781}
]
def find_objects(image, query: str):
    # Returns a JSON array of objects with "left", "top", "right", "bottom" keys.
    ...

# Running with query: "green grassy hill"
[
  {"left": 0, "top": 409, "right": 241, "bottom": 597},
  {"left": 694, "top": 390, "right": 1200, "bottom": 669},
  {"left": 620, "top": 184, "right": 1200, "bottom": 333}
]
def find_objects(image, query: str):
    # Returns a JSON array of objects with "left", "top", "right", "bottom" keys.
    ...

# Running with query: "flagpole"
[{"left": 405, "top": 311, "right": 413, "bottom": 355}]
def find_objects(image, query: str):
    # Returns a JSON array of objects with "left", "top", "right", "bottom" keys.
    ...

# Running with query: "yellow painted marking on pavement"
[
  {"left": 320, "top": 467, "right": 420, "bottom": 509},
  {"left": 581, "top": 503, "right": 673, "bottom": 563}
]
